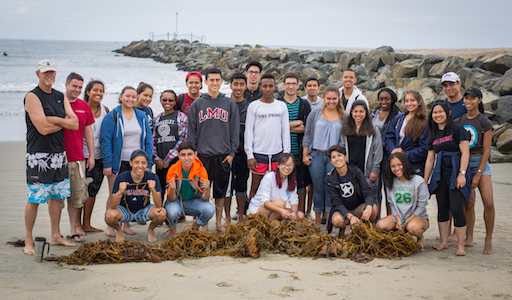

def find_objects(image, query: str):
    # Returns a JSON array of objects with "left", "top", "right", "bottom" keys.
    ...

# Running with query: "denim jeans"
[
  {"left": 165, "top": 198, "right": 215, "bottom": 228},
  {"left": 308, "top": 150, "right": 333, "bottom": 213}
]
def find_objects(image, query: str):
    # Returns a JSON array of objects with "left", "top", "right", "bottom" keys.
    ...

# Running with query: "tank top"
[
  {"left": 25, "top": 86, "right": 65, "bottom": 153},
  {"left": 83, "top": 104, "right": 107, "bottom": 159}
]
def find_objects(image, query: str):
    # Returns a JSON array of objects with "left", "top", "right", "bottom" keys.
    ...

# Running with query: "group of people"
[{"left": 23, "top": 58, "right": 494, "bottom": 258}]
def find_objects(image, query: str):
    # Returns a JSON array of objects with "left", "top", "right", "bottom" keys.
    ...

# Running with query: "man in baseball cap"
[
  {"left": 441, "top": 72, "right": 466, "bottom": 119},
  {"left": 175, "top": 71, "right": 203, "bottom": 117},
  {"left": 37, "top": 59, "right": 57, "bottom": 73}
]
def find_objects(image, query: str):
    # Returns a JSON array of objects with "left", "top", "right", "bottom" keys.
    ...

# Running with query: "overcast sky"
[{"left": 1, "top": 0, "right": 510, "bottom": 49}]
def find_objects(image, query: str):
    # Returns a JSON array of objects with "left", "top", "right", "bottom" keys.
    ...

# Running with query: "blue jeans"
[
  {"left": 308, "top": 150, "right": 333, "bottom": 213},
  {"left": 165, "top": 198, "right": 215, "bottom": 228}
]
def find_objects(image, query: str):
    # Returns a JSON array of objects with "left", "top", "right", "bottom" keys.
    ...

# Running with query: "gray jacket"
[
  {"left": 339, "top": 125, "right": 383, "bottom": 176},
  {"left": 303, "top": 107, "right": 347, "bottom": 156}
]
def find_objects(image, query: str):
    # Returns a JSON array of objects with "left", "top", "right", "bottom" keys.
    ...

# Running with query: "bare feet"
[
  {"left": 24, "top": 238, "right": 35, "bottom": 255},
  {"left": 192, "top": 222, "right": 200, "bottom": 230},
  {"left": 106, "top": 226, "right": 116, "bottom": 237},
  {"left": 199, "top": 225, "right": 208, "bottom": 232},
  {"left": 167, "top": 228, "right": 177, "bottom": 239},
  {"left": 436, "top": 233, "right": 458, "bottom": 242},
  {"left": 76, "top": 227, "right": 86, "bottom": 236},
  {"left": 464, "top": 238, "right": 474, "bottom": 247},
  {"left": 121, "top": 223, "right": 137, "bottom": 235},
  {"left": 51, "top": 235, "right": 76, "bottom": 247},
  {"left": 417, "top": 236, "right": 425, "bottom": 251},
  {"left": 484, "top": 236, "right": 493, "bottom": 254},
  {"left": 433, "top": 242, "right": 448, "bottom": 251},
  {"left": 147, "top": 229, "right": 157, "bottom": 243},
  {"left": 115, "top": 231, "right": 125, "bottom": 243},
  {"left": 344, "top": 225, "right": 352, "bottom": 236},
  {"left": 82, "top": 225, "right": 103, "bottom": 233},
  {"left": 456, "top": 245, "right": 466, "bottom": 256},
  {"left": 215, "top": 224, "right": 225, "bottom": 232}
]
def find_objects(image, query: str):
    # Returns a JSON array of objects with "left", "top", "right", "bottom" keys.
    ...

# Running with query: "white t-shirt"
[
  {"left": 244, "top": 99, "right": 291, "bottom": 159},
  {"left": 83, "top": 104, "right": 107, "bottom": 159},
  {"left": 248, "top": 172, "right": 298, "bottom": 214},
  {"left": 120, "top": 112, "right": 142, "bottom": 161}
]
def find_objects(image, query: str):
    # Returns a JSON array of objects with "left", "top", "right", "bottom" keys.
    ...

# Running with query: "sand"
[{"left": 1, "top": 141, "right": 511, "bottom": 299}]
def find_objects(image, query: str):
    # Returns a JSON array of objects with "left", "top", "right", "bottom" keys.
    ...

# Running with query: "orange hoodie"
[{"left": 165, "top": 157, "right": 208, "bottom": 199}]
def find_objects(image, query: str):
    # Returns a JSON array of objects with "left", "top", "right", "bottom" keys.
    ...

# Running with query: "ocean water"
[{"left": 0, "top": 39, "right": 231, "bottom": 141}]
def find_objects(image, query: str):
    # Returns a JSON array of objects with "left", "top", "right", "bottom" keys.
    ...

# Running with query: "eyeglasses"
[
  {"left": 161, "top": 98, "right": 176, "bottom": 102},
  {"left": 247, "top": 71, "right": 260, "bottom": 75},
  {"left": 280, "top": 164, "right": 295, "bottom": 169}
]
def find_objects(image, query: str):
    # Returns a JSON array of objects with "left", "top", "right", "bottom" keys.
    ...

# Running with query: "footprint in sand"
[
  {"left": 282, "top": 286, "right": 303, "bottom": 292},
  {"left": 320, "top": 271, "right": 346, "bottom": 276},
  {"left": 386, "top": 264, "right": 409, "bottom": 270},
  {"left": 173, "top": 273, "right": 185, "bottom": 277},
  {"left": 268, "top": 273, "right": 279, "bottom": 279},
  {"left": 216, "top": 282, "right": 233, "bottom": 287}
]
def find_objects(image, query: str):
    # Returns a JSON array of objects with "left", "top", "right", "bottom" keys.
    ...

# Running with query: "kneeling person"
[
  {"left": 105, "top": 150, "right": 166, "bottom": 242},
  {"left": 247, "top": 153, "right": 305, "bottom": 221},
  {"left": 326, "top": 145, "right": 378, "bottom": 235},
  {"left": 165, "top": 141, "right": 215, "bottom": 238}
]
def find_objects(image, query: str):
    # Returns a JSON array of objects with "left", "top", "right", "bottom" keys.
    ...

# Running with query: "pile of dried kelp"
[{"left": 55, "top": 214, "right": 419, "bottom": 265}]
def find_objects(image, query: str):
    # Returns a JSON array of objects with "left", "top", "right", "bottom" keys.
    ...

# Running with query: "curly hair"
[{"left": 384, "top": 152, "right": 417, "bottom": 190}]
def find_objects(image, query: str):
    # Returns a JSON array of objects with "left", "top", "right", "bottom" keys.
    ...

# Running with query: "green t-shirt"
[{"left": 179, "top": 170, "right": 196, "bottom": 201}]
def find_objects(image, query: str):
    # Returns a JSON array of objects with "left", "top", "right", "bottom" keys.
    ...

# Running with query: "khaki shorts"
[
  {"left": 64, "top": 161, "right": 89, "bottom": 209},
  {"left": 344, "top": 203, "right": 365, "bottom": 220}
]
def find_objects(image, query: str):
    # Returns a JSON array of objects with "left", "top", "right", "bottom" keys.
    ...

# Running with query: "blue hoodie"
[{"left": 100, "top": 105, "right": 153, "bottom": 174}]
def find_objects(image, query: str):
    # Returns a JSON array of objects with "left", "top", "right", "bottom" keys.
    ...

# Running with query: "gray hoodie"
[
  {"left": 187, "top": 92, "right": 239, "bottom": 157},
  {"left": 339, "top": 126, "right": 383, "bottom": 177}
]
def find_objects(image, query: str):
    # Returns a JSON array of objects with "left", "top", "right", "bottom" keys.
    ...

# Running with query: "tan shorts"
[
  {"left": 65, "top": 161, "right": 89, "bottom": 209},
  {"left": 345, "top": 203, "right": 365, "bottom": 220}
]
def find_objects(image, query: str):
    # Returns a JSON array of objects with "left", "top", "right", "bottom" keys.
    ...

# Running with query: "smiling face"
[
  {"left": 230, "top": 78, "right": 247, "bottom": 99},
  {"left": 404, "top": 93, "right": 420, "bottom": 113},
  {"left": 442, "top": 81, "right": 462, "bottom": 98},
  {"left": 378, "top": 91, "right": 393, "bottom": 111},
  {"left": 186, "top": 75, "right": 202, "bottom": 95},
  {"left": 178, "top": 148, "right": 197, "bottom": 170},
  {"left": 129, "top": 156, "right": 148, "bottom": 176},
  {"left": 246, "top": 66, "right": 261, "bottom": 85},
  {"left": 431, "top": 104, "right": 448, "bottom": 126},
  {"left": 389, "top": 157, "right": 404, "bottom": 179},
  {"left": 283, "top": 77, "right": 299, "bottom": 97},
  {"left": 463, "top": 94, "right": 481, "bottom": 112},
  {"left": 330, "top": 150, "right": 347, "bottom": 169},
  {"left": 160, "top": 92, "right": 176, "bottom": 113},
  {"left": 277, "top": 157, "right": 295, "bottom": 178},
  {"left": 351, "top": 105, "right": 366, "bottom": 125},
  {"left": 87, "top": 83, "right": 104, "bottom": 104},
  {"left": 65, "top": 79, "right": 83, "bottom": 101},
  {"left": 305, "top": 80, "right": 319, "bottom": 98},
  {"left": 37, "top": 70, "right": 56, "bottom": 87},
  {"left": 206, "top": 73, "right": 222, "bottom": 94},
  {"left": 341, "top": 70, "right": 357, "bottom": 89},
  {"left": 137, "top": 87, "right": 153, "bottom": 108},
  {"left": 120, "top": 88, "right": 137, "bottom": 109},
  {"left": 323, "top": 91, "right": 339, "bottom": 110},
  {"left": 260, "top": 78, "right": 276, "bottom": 100}
]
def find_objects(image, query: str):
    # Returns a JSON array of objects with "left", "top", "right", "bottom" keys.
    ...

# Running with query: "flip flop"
[{"left": 66, "top": 234, "right": 85, "bottom": 243}]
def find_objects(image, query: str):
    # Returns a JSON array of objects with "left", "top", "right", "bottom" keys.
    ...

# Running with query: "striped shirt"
[{"left": 285, "top": 98, "right": 301, "bottom": 156}]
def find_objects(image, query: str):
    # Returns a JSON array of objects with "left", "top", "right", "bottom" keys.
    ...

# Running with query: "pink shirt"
[{"left": 63, "top": 98, "right": 95, "bottom": 162}]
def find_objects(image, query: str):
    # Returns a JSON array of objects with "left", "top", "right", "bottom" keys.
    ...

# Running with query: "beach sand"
[{"left": 1, "top": 141, "right": 511, "bottom": 299}]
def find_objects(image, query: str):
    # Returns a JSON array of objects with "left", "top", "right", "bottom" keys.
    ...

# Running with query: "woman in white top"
[
  {"left": 81, "top": 80, "right": 109, "bottom": 233},
  {"left": 248, "top": 153, "right": 305, "bottom": 221}
]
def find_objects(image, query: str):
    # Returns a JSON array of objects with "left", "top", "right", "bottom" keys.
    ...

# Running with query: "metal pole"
[{"left": 176, "top": 12, "right": 178, "bottom": 40}]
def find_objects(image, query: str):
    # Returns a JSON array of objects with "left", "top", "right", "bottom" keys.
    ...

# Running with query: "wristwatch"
[
  {"left": 477, "top": 169, "right": 483, "bottom": 174},
  {"left": 459, "top": 170, "right": 466, "bottom": 175}
]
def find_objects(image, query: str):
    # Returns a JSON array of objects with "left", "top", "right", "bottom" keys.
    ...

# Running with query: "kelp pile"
[{"left": 55, "top": 214, "right": 419, "bottom": 265}]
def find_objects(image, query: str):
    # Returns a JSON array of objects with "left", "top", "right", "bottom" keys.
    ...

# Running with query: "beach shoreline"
[{"left": 1, "top": 141, "right": 512, "bottom": 299}]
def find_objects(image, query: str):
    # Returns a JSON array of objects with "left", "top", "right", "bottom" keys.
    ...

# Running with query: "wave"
[{"left": 0, "top": 108, "right": 24, "bottom": 116}]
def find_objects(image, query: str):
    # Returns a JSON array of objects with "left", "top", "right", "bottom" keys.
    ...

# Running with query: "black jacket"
[{"left": 278, "top": 96, "right": 311, "bottom": 159}]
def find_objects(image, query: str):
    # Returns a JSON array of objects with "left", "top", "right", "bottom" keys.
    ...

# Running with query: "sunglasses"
[{"left": 161, "top": 98, "right": 176, "bottom": 102}]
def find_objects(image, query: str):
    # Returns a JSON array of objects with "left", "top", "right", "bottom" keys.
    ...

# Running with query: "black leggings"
[{"left": 435, "top": 175, "right": 466, "bottom": 227}]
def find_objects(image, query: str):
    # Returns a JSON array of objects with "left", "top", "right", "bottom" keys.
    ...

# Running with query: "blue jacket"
[
  {"left": 428, "top": 150, "right": 471, "bottom": 202},
  {"left": 100, "top": 105, "right": 153, "bottom": 174},
  {"left": 384, "top": 112, "right": 429, "bottom": 175}
]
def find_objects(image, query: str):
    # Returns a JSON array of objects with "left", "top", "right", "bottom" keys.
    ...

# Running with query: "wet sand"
[{"left": 1, "top": 141, "right": 511, "bottom": 299}]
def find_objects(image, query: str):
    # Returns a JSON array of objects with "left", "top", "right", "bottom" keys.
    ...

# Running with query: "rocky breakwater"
[{"left": 115, "top": 39, "right": 512, "bottom": 161}]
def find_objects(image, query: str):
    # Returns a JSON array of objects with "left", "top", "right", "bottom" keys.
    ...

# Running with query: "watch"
[
  {"left": 459, "top": 170, "right": 466, "bottom": 175},
  {"left": 477, "top": 169, "right": 483, "bottom": 174}
]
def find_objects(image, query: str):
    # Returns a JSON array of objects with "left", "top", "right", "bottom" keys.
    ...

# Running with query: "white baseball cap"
[
  {"left": 37, "top": 59, "right": 57, "bottom": 73},
  {"left": 441, "top": 72, "right": 460, "bottom": 83}
]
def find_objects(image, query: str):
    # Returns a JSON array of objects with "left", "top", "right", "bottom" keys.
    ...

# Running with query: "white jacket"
[{"left": 339, "top": 85, "right": 368, "bottom": 112}]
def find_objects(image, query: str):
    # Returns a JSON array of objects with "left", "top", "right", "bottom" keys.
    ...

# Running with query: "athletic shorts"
[
  {"left": 117, "top": 161, "right": 131, "bottom": 175},
  {"left": 86, "top": 159, "right": 104, "bottom": 197},
  {"left": 252, "top": 153, "right": 281, "bottom": 175},
  {"left": 198, "top": 154, "right": 231, "bottom": 199},
  {"left": 27, "top": 179, "right": 71, "bottom": 204},
  {"left": 118, "top": 204, "right": 154, "bottom": 223},
  {"left": 67, "top": 160, "right": 89, "bottom": 208}
]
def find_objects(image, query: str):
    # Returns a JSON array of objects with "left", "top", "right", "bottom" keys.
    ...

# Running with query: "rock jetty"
[{"left": 115, "top": 39, "right": 512, "bottom": 160}]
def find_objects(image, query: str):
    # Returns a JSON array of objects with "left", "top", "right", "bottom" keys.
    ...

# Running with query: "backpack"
[{"left": 176, "top": 93, "right": 186, "bottom": 111}]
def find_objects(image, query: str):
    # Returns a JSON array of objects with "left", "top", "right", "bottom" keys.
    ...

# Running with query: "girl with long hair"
[
  {"left": 376, "top": 153, "right": 429, "bottom": 249},
  {"left": 248, "top": 153, "right": 305, "bottom": 221},
  {"left": 302, "top": 84, "right": 345, "bottom": 228}
]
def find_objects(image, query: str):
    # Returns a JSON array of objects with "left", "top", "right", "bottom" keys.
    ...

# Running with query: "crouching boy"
[{"left": 165, "top": 141, "right": 215, "bottom": 238}]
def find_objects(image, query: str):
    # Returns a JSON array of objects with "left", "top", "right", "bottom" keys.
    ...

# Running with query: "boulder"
[
  {"left": 375, "top": 46, "right": 394, "bottom": 53},
  {"left": 299, "top": 51, "right": 313, "bottom": 63},
  {"left": 497, "top": 128, "right": 512, "bottom": 153},
  {"left": 300, "top": 67, "right": 322, "bottom": 82},
  {"left": 265, "top": 51, "right": 281, "bottom": 60},
  {"left": 482, "top": 90, "right": 500, "bottom": 112},
  {"left": 417, "top": 56, "right": 445, "bottom": 78},
  {"left": 492, "top": 69, "right": 512, "bottom": 96},
  {"left": 492, "top": 96, "right": 512, "bottom": 124},
  {"left": 385, "top": 78, "right": 413, "bottom": 89},
  {"left": 394, "top": 53, "right": 424, "bottom": 62},
  {"left": 323, "top": 51, "right": 336, "bottom": 63},
  {"left": 337, "top": 53, "right": 357, "bottom": 71},
  {"left": 350, "top": 65, "right": 368, "bottom": 77},
  {"left": 305, "top": 52, "right": 323, "bottom": 63},
  {"left": 288, "top": 51, "right": 301, "bottom": 63},
  {"left": 279, "top": 52, "right": 289, "bottom": 63},
  {"left": 458, "top": 67, "right": 477, "bottom": 89},
  {"left": 490, "top": 146, "right": 512, "bottom": 163},
  {"left": 483, "top": 78, "right": 500, "bottom": 91},
  {"left": 428, "top": 56, "right": 468, "bottom": 77},
  {"left": 387, "top": 87, "right": 407, "bottom": 104},
  {"left": 419, "top": 87, "right": 437, "bottom": 106},
  {"left": 391, "top": 59, "right": 421, "bottom": 78},
  {"left": 481, "top": 54, "right": 512, "bottom": 74},
  {"left": 492, "top": 123, "right": 512, "bottom": 145},
  {"left": 376, "top": 66, "right": 392, "bottom": 87},
  {"left": 365, "top": 48, "right": 395, "bottom": 72},
  {"left": 358, "top": 78, "right": 379, "bottom": 91},
  {"left": 328, "top": 71, "right": 343, "bottom": 83},
  {"left": 281, "top": 61, "right": 303, "bottom": 74},
  {"left": 319, "top": 64, "right": 334, "bottom": 75}
]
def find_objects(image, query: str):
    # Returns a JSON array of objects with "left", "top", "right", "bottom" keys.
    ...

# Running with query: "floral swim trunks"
[{"left": 26, "top": 152, "right": 70, "bottom": 203}]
